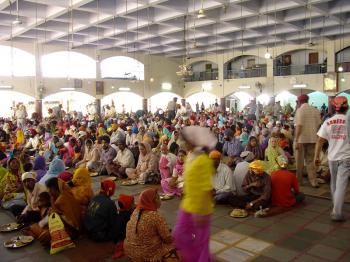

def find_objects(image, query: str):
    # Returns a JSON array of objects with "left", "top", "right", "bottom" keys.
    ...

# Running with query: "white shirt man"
[
  {"left": 114, "top": 146, "right": 135, "bottom": 169},
  {"left": 232, "top": 151, "right": 255, "bottom": 196},
  {"left": 210, "top": 151, "right": 234, "bottom": 205},
  {"left": 315, "top": 96, "right": 350, "bottom": 222}
]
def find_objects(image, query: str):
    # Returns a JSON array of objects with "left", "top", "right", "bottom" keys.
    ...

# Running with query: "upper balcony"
[
  {"left": 274, "top": 49, "right": 326, "bottom": 76},
  {"left": 336, "top": 46, "right": 350, "bottom": 72},
  {"left": 224, "top": 55, "right": 267, "bottom": 79},
  {"left": 185, "top": 61, "right": 218, "bottom": 82}
]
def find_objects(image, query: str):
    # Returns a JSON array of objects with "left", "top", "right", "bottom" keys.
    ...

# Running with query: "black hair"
[
  {"left": 74, "top": 146, "right": 81, "bottom": 153},
  {"left": 23, "top": 162, "right": 33, "bottom": 172},
  {"left": 38, "top": 192, "right": 51, "bottom": 207},
  {"left": 46, "top": 177, "right": 59, "bottom": 191},
  {"left": 100, "top": 135, "right": 110, "bottom": 144},
  {"left": 135, "top": 209, "right": 143, "bottom": 234},
  {"left": 169, "top": 142, "right": 179, "bottom": 155}
]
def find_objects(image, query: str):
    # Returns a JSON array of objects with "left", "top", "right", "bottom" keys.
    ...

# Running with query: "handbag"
[{"left": 49, "top": 212, "right": 75, "bottom": 255}]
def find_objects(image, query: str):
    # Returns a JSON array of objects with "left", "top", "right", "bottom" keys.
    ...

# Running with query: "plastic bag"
[{"left": 49, "top": 212, "right": 75, "bottom": 255}]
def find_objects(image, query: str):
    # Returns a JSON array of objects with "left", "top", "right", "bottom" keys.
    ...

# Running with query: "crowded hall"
[{"left": 1, "top": 0, "right": 350, "bottom": 261}]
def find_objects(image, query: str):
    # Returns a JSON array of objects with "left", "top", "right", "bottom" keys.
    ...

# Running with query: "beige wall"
[{"left": 1, "top": 36, "right": 350, "bottom": 101}]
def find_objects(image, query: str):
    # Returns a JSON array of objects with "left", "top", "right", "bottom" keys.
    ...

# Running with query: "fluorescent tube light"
[{"left": 119, "top": 87, "right": 130, "bottom": 91}]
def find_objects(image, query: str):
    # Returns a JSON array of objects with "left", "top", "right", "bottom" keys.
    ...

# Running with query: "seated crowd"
[{"left": 0, "top": 94, "right": 346, "bottom": 261}]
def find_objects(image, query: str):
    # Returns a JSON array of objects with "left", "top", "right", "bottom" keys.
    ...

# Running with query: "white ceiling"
[{"left": 0, "top": 0, "right": 350, "bottom": 57}]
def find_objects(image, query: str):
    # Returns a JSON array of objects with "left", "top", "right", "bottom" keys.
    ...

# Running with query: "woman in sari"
[
  {"left": 265, "top": 136, "right": 285, "bottom": 174},
  {"left": 33, "top": 155, "right": 47, "bottom": 181},
  {"left": 245, "top": 136, "right": 264, "bottom": 160},
  {"left": 70, "top": 167, "right": 93, "bottom": 211},
  {"left": 27, "top": 177, "right": 83, "bottom": 246},
  {"left": 125, "top": 142, "right": 158, "bottom": 184},
  {"left": 0, "top": 158, "right": 25, "bottom": 215},
  {"left": 173, "top": 126, "right": 217, "bottom": 262},
  {"left": 124, "top": 188, "right": 175, "bottom": 262},
  {"left": 39, "top": 157, "right": 65, "bottom": 185}
]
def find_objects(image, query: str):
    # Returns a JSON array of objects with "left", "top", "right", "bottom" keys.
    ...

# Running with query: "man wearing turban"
[
  {"left": 229, "top": 160, "right": 271, "bottom": 211},
  {"left": 209, "top": 150, "right": 234, "bottom": 205}
]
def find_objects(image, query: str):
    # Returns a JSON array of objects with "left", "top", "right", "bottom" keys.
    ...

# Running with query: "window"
[
  {"left": 42, "top": 51, "right": 96, "bottom": 78},
  {"left": 186, "top": 92, "right": 218, "bottom": 110},
  {"left": 0, "top": 46, "right": 35, "bottom": 76},
  {"left": 101, "top": 56, "right": 144, "bottom": 80},
  {"left": 0, "top": 91, "right": 35, "bottom": 118},
  {"left": 43, "top": 91, "right": 95, "bottom": 116},
  {"left": 149, "top": 92, "right": 182, "bottom": 112},
  {"left": 102, "top": 92, "right": 143, "bottom": 113}
]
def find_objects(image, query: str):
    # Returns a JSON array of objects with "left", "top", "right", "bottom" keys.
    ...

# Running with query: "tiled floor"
[{"left": 1, "top": 177, "right": 350, "bottom": 262}]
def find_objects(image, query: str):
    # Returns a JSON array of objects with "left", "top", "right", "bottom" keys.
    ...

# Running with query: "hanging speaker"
[{"left": 96, "top": 81, "right": 104, "bottom": 95}]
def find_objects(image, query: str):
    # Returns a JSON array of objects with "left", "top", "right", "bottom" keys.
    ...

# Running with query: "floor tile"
[
  {"left": 330, "top": 228, "right": 350, "bottom": 240},
  {"left": 253, "top": 229, "right": 287, "bottom": 243},
  {"left": 216, "top": 247, "right": 255, "bottom": 262},
  {"left": 304, "top": 222, "right": 334, "bottom": 234},
  {"left": 210, "top": 239, "right": 227, "bottom": 254},
  {"left": 278, "top": 236, "right": 312, "bottom": 252},
  {"left": 293, "top": 254, "right": 327, "bottom": 262},
  {"left": 244, "top": 217, "right": 275, "bottom": 228},
  {"left": 280, "top": 216, "right": 310, "bottom": 227},
  {"left": 212, "top": 216, "right": 242, "bottom": 229},
  {"left": 251, "top": 255, "right": 278, "bottom": 262},
  {"left": 211, "top": 229, "right": 247, "bottom": 245},
  {"left": 319, "top": 235, "right": 350, "bottom": 251},
  {"left": 307, "top": 244, "right": 344, "bottom": 261},
  {"left": 292, "top": 229, "right": 325, "bottom": 242},
  {"left": 262, "top": 246, "right": 298, "bottom": 262},
  {"left": 235, "top": 238, "right": 272, "bottom": 253},
  {"left": 231, "top": 224, "right": 262, "bottom": 236},
  {"left": 290, "top": 209, "right": 320, "bottom": 219}
]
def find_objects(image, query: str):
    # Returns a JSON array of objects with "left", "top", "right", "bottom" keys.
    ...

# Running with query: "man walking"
[
  {"left": 315, "top": 96, "right": 350, "bottom": 221},
  {"left": 294, "top": 94, "right": 321, "bottom": 187}
]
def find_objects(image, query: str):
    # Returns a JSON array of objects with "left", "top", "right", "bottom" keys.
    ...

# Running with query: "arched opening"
[
  {"left": 101, "top": 56, "right": 144, "bottom": 80},
  {"left": 274, "top": 49, "right": 326, "bottom": 76},
  {"left": 186, "top": 92, "right": 218, "bottom": 110},
  {"left": 102, "top": 92, "right": 143, "bottom": 113},
  {"left": 43, "top": 91, "right": 95, "bottom": 117},
  {"left": 225, "top": 91, "right": 253, "bottom": 112},
  {"left": 42, "top": 51, "right": 96, "bottom": 78},
  {"left": 0, "top": 91, "right": 35, "bottom": 118},
  {"left": 224, "top": 55, "right": 267, "bottom": 79},
  {"left": 336, "top": 46, "right": 350, "bottom": 72},
  {"left": 186, "top": 60, "right": 218, "bottom": 82},
  {"left": 149, "top": 92, "right": 182, "bottom": 112},
  {"left": 0, "top": 45, "right": 35, "bottom": 76},
  {"left": 275, "top": 91, "right": 297, "bottom": 108},
  {"left": 308, "top": 91, "right": 328, "bottom": 109}
]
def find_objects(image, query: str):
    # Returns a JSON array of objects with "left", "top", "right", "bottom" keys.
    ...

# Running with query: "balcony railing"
[
  {"left": 336, "top": 62, "right": 350, "bottom": 72},
  {"left": 225, "top": 66, "right": 267, "bottom": 79},
  {"left": 186, "top": 71, "right": 218, "bottom": 82},
  {"left": 274, "top": 64, "right": 326, "bottom": 76}
]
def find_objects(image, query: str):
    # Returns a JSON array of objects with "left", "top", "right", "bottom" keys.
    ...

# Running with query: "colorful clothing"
[
  {"left": 39, "top": 158, "right": 65, "bottom": 185},
  {"left": 71, "top": 168, "right": 93, "bottom": 209},
  {"left": 124, "top": 210, "right": 173, "bottom": 262}
]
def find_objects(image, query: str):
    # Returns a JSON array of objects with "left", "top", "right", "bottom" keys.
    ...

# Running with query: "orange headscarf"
[
  {"left": 118, "top": 194, "right": 134, "bottom": 211},
  {"left": 137, "top": 188, "right": 158, "bottom": 211}
]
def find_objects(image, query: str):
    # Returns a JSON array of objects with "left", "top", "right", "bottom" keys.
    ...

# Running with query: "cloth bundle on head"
[
  {"left": 78, "top": 131, "right": 87, "bottom": 138},
  {"left": 118, "top": 194, "right": 134, "bottom": 212},
  {"left": 181, "top": 126, "right": 218, "bottom": 150},
  {"left": 276, "top": 155, "right": 288, "bottom": 169},
  {"left": 29, "top": 128, "right": 37, "bottom": 136},
  {"left": 209, "top": 150, "right": 222, "bottom": 159},
  {"left": 249, "top": 160, "right": 265, "bottom": 174},
  {"left": 137, "top": 188, "right": 158, "bottom": 211},
  {"left": 100, "top": 180, "right": 116, "bottom": 197},
  {"left": 21, "top": 172, "right": 36, "bottom": 181},
  {"left": 240, "top": 151, "right": 255, "bottom": 162},
  {"left": 297, "top": 94, "right": 309, "bottom": 103},
  {"left": 58, "top": 171, "right": 73, "bottom": 182},
  {"left": 333, "top": 96, "right": 348, "bottom": 111}
]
